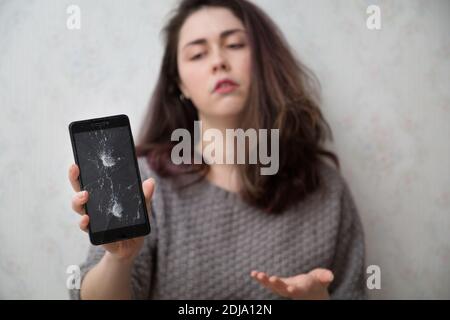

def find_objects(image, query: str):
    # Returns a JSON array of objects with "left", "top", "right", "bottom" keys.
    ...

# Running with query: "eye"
[
  {"left": 190, "top": 52, "right": 205, "bottom": 61},
  {"left": 227, "top": 43, "right": 245, "bottom": 49}
]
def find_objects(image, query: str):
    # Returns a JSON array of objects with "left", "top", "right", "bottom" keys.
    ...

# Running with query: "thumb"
[
  {"left": 309, "top": 268, "right": 334, "bottom": 286},
  {"left": 142, "top": 178, "right": 155, "bottom": 208}
]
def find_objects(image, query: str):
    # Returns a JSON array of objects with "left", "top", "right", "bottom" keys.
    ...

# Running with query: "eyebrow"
[{"left": 181, "top": 28, "right": 246, "bottom": 51}]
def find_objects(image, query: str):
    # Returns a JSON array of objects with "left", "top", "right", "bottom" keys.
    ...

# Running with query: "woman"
[{"left": 68, "top": 0, "right": 367, "bottom": 300}]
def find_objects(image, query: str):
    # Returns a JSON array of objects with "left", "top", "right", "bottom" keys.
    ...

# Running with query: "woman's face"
[{"left": 177, "top": 7, "right": 251, "bottom": 121}]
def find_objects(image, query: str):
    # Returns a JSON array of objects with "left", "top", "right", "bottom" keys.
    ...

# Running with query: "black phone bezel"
[{"left": 68, "top": 114, "right": 150, "bottom": 245}]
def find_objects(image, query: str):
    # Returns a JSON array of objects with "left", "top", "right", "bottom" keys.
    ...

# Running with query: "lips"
[{"left": 214, "top": 78, "right": 239, "bottom": 93}]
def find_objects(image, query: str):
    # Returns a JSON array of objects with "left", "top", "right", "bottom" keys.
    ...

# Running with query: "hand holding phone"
[{"left": 69, "top": 163, "right": 154, "bottom": 260}]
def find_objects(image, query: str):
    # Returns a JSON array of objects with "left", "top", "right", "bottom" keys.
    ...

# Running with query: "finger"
[
  {"left": 281, "top": 273, "right": 310, "bottom": 286},
  {"left": 68, "top": 164, "right": 81, "bottom": 192},
  {"left": 268, "top": 275, "right": 293, "bottom": 297},
  {"left": 285, "top": 272, "right": 331, "bottom": 300},
  {"left": 71, "top": 191, "right": 88, "bottom": 215},
  {"left": 253, "top": 272, "right": 292, "bottom": 298},
  {"left": 251, "top": 271, "right": 281, "bottom": 292},
  {"left": 250, "top": 270, "right": 268, "bottom": 285},
  {"left": 279, "top": 274, "right": 312, "bottom": 298},
  {"left": 142, "top": 178, "right": 155, "bottom": 207},
  {"left": 255, "top": 271, "right": 270, "bottom": 286},
  {"left": 285, "top": 284, "right": 307, "bottom": 298},
  {"left": 79, "top": 214, "right": 89, "bottom": 233}
]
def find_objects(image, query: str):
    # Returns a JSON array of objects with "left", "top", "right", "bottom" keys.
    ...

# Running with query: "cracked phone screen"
[{"left": 74, "top": 126, "right": 145, "bottom": 233}]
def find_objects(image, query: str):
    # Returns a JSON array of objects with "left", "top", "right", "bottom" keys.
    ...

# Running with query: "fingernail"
[{"left": 78, "top": 191, "right": 86, "bottom": 198}]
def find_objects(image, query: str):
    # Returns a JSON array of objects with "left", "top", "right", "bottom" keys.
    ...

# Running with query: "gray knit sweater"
[{"left": 69, "top": 156, "right": 367, "bottom": 300}]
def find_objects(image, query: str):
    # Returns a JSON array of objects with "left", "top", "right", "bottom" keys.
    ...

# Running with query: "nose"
[{"left": 211, "top": 49, "right": 229, "bottom": 73}]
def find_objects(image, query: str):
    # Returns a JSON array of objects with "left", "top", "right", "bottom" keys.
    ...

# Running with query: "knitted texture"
[{"left": 69, "top": 156, "right": 367, "bottom": 299}]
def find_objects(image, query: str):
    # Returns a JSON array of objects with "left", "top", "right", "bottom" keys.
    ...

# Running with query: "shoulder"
[
  {"left": 310, "top": 161, "right": 360, "bottom": 220},
  {"left": 317, "top": 161, "right": 348, "bottom": 198},
  {"left": 316, "top": 161, "right": 361, "bottom": 226}
]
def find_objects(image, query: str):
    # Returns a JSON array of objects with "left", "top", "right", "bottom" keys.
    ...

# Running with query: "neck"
[{"left": 195, "top": 113, "right": 241, "bottom": 193}]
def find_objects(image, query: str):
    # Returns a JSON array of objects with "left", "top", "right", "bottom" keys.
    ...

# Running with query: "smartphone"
[{"left": 69, "top": 114, "right": 150, "bottom": 245}]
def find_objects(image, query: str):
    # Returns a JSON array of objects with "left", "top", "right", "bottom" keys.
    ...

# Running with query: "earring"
[{"left": 179, "top": 93, "right": 190, "bottom": 103}]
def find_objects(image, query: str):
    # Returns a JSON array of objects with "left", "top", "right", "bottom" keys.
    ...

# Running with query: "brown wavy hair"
[{"left": 136, "top": 0, "right": 339, "bottom": 213}]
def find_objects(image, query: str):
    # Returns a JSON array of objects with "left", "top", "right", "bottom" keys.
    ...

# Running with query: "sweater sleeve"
[
  {"left": 328, "top": 181, "right": 367, "bottom": 299},
  {"left": 68, "top": 209, "right": 157, "bottom": 300}
]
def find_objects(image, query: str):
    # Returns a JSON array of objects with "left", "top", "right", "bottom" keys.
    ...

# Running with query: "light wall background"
[{"left": 0, "top": 0, "right": 448, "bottom": 299}]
